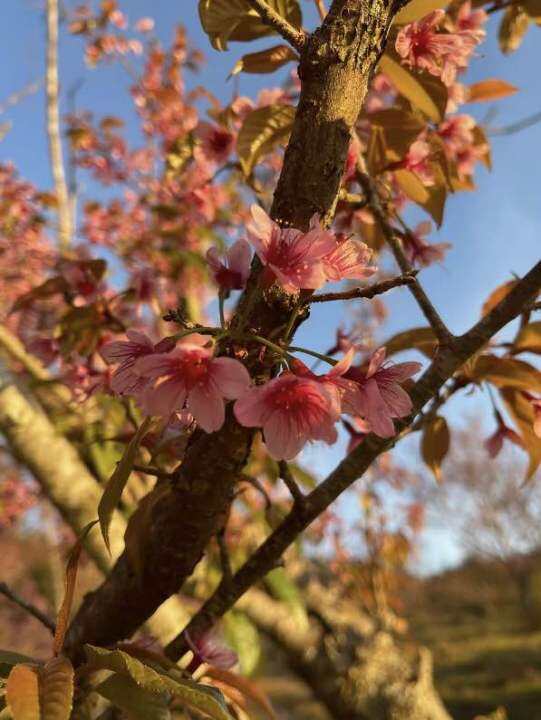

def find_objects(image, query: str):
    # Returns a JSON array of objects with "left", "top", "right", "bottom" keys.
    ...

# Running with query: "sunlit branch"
[
  {"left": 278, "top": 461, "right": 305, "bottom": 507},
  {"left": 310, "top": 273, "right": 417, "bottom": 303},
  {"left": 245, "top": 0, "right": 307, "bottom": 51}
]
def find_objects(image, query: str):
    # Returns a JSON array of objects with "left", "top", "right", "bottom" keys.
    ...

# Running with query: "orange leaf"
[
  {"left": 205, "top": 667, "right": 277, "bottom": 720},
  {"left": 467, "top": 79, "right": 518, "bottom": 103},
  {"left": 481, "top": 279, "right": 517, "bottom": 316},
  {"left": 6, "top": 664, "right": 40, "bottom": 720},
  {"left": 53, "top": 520, "right": 98, "bottom": 656},
  {"left": 501, "top": 388, "right": 541, "bottom": 481},
  {"left": 421, "top": 416, "right": 450, "bottom": 481}
]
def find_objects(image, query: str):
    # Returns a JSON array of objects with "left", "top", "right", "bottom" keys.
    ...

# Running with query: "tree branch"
[
  {"left": 164, "top": 259, "right": 541, "bottom": 659},
  {"left": 245, "top": 0, "right": 307, "bottom": 51},
  {"left": 310, "top": 273, "right": 416, "bottom": 303},
  {"left": 356, "top": 170, "right": 454, "bottom": 346},
  {"left": 0, "top": 581, "right": 56, "bottom": 634},
  {"left": 278, "top": 461, "right": 305, "bottom": 507}
]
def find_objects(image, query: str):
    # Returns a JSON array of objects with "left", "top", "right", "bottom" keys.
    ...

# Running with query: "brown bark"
[{"left": 64, "top": 0, "right": 403, "bottom": 660}]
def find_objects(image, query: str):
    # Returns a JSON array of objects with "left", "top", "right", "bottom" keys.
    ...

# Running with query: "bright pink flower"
[
  {"left": 448, "top": 1, "right": 487, "bottom": 42},
  {"left": 101, "top": 329, "right": 156, "bottom": 395},
  {"left": 401, "top": 139, "right": 435, "bottom": 186},
  {"left": 290, "top": 349, "right": 356, "bottom": 415},
  {"left": 234, "top": 373, "right": 339, "bottom": 460},
  {"left": 206, "top": 239, "right": 251, "bottom": 291},
  {"left": 246, "top": 205, "right": 336, "bottom": 293},
  {"left": 401, "top": 221, "right": 451, "bottom": 267},
  {"left": 195, "top": 123, "right": 235, "bottom": 166},
  {"left": 484, "top": 422, "right": 523, "bottom": 458},
  {"left": 323, "top": 234, "right": 376, "bottom": 282},
  {"left": 184, "top": 629, "right": 238, "bottom": 672},
  {"left": 342, "top": 348, "right": 422, "bottom": 438},
  {"left": 136, "top": 339, "right": 250, "bottom": 432},
  {"left": 438, "top": 114, "right": 475, "bottom": 153}
]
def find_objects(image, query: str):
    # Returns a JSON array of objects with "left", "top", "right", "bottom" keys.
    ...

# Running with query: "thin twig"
[
  {"left": 132, "top": 464, "right": 174, "bottom": 480},
  {"left": 356, "top": 170, "right": 454, "bottom": 346},
  {"left": 310, "top": 273, "right": 417, "bottom": 303},
  {"left": 46, "top": 0, "right": 73, "bottom": 251},
  {"left": 245, "top": 0, "right": 307, "bottom": 51},
  {"left": 314, "top": 0, "right": 327, "bottom": 21},
  {"left": 0, "top": 581, "right": 56, "bottom": 634},
  {"left": 278, "top": 461, "right": 305, "bottom": 507},
  {"left": 239, "top": 474, "right": 272, "bottom": 509}
]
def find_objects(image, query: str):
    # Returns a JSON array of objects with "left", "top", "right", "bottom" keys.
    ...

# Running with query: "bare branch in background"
[
  {"left": 0, "top": 581, "right": 56, "bottom": 634},
  {"left": 46, "top": 0, "right": 73, "bottom": 251}
]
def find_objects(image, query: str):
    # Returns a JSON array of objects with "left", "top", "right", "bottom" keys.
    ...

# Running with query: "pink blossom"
[
  {"left": 101, "top": 329, "right": 156, "bottom": 395},
  {"left": 234, "top": 373, "right": 339, "bottom": 460},
  {"left": 484, "top": 422, "right": 523, "bottom": 458},
  {"left": 343, "top": 416, "right": 371, "bottom": 453},
  {"left": 446, "top": 82, "right": 467, "bottom": 113},
  {"left": 401, "top": 221, "right": 451, "bottom": 267},
  {"left": 323, "top": 234, "right": 376, "bottom": 282},
  {"left": 523, "top": 392, "right": 541, "bottom": 438},
  {"left": 342, "top": 348, "right": 422, "bottom": 438},
  {"left": 438, "top": 114, "right": 475, "bottom": 153},
  {"left": 184, "top": 629, "right": 238, "bottom": 672},
  {"left": 290, "top": 349, "right": 356, "bottom": 415},
  {"left": 206, "top": 239, "right": 251, "bottom": 291},
  {"left": 246, "top": 205, "right": 336, "bottom": 293},
  {"left": 448, "top": 1, "right": 487, "bottom": 42},
  {"left": 135, "top": 17, "right": 155, "bottom": 33},
  {"left": 195, "top": 123, "right": 235, "bottom": 166},
  {"left": 401, "top": 139, "right": 435, "bottom": 186},
  {"left": 136, "top": 339, "right": 250, "bottom": 432},
  {"left": 326, "top": 327, "right": 367, "bottom": 357}
]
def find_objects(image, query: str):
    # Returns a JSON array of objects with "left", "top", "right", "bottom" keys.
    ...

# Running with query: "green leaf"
[
  {"left": 394, "top": 0, "right": 449, "bottom": 24},
  {"left": 513, "top": 322, "right": 541, "bottom": 355},
  {"left": 39, "top": 657, "right": 74, "bottom": 720},
  {"left": 198, "top": 0, "right": 302, "bottom": 51},
  {"left": 264, "top": 568, "right": 309, "bottom": 632},
  {"left": 379, "top": 53, "right": 446, "bottom": 122},
  {"left": 6, "top": 665, "right": 40, "bottom": 720},
  {"left": 96, "top": 674, "right": 171, "bottom": 720},
  {"left": 421, "top": 415, "right": 450, "bottom": 481},
  {"left": 383, "top": 327, "right": 437, "bottom": 358},
  {"left": 237, "top": 104, "right": 295, "bottom": 176},
  {"left": 99, "top": 417, "right": 152, "bottom": 553},
  {"left": 230, "top": 44, "right": 298, "bottom": 76},
  {"left": 84, "top": 646, "right": 234, "bottom": 720},
  {"left": 470, "top": 355, "right": 541, "bottom": 394},
  {"left": 223, "top": 612, "right": 261, "bottom": 677}
]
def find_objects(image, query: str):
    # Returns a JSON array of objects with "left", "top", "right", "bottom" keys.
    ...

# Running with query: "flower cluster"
[{"left": 102, "top": 332, "right": 421, "bottom": 461}]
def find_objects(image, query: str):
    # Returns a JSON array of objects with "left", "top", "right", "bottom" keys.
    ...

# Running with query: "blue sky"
[{"left": 1, "top": 1, "right": 540, "bottom": 572}]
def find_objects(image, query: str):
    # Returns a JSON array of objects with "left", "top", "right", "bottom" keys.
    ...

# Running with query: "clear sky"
[{"left": 1, "top": 0, "right": 540, "bottom": 573}]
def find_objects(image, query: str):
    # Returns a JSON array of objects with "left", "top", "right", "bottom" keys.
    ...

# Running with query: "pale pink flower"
[
  {"left": 343, "top": 417, "right": 371, "bottom": 453},
  {"left": 401, "top": 221, "right": 451, "bottom": 267},
  {"left": 101, "top": 329, "right": 156, "bottom": 395},
  {"left": 446, "top": 82, "right": 467, "bottom": 113},
  {"left": 326, "top": 327, "right": 367, "bottom": 357},
  {"left": 290, "top": 349, "right": 356, "bottom": 415},
  {"left": 184, "top": 628, "right": 238, "bottom": 672},
  {"left": 484, "top": 422, "right": 523, "bottom": 458},
  {"left": 135, "top": 17, "right": 155, "bottom": 33},
  {"left": 455, "top": 143, "right": 487, "bottom": 179},
  {"left": 438, "top": 114, "right": 475, "bottom": 153},
  {"left": 194, "top": 123, "right": 235, "bottom": 166},
  {"left": 246, "top": 205, "right": 336, "bottom": 293},
  {"left": 206, "top": 239, "right": 251, "bottom": 291},
  {"left": 136, "top": 340, "right": 250, "bottom": 432},
  {"left": 234, "top": 373, "right": 339, "bottom": 460},
  {"left": 401, "top": 139, "right": 434, "bottom": 186},
  {"left": 343, "top": 348, "right": 422, "bottom": 438},
  {"left": 323, "top": 234, "right": 376, "bottom": 282},
  {"left": 448, "top": 1, "right": 487, "bottom": 42}
]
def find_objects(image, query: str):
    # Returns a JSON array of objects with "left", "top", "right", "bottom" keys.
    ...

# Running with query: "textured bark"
[
  {"left": 241, "top": 585, "right": 451, "bottom": 720},
  {"left": 64, "top": 0, "right": 402, "bottom": 660},
  {"left": 0, "top": 362, "right": 188, "bottom": 645}
]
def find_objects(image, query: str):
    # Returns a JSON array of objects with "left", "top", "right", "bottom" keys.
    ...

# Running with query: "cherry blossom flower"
[
  {"left": 184, "top": 628, "right": 238, "bottom": 672},
  {"left": 438, "top": 114, "right": 475, "bottom": 153},
  {"left": 323, "top": 234, "right": 376, "bottom": 282},
  {"left": 135, "top": 17, "right": 154, "bottom": 33},
  {"left": 136, "top": 338, "right": 250, "bottom": 432},
  {"left": 101, "top": 329, "right": 156, "bottom": 395},
  {"left": 246, "top": 205, "right": 336, "bottom": 293},
  {"left": 290, "top": 349, "right": 356, "bottom": 415},
  {"left": 234, "top": 373, "right": 339, "bottom": 460},
  {"left": 484, "top": 422, "right": 524, "bottom": 458},
  {"left": 342, "top": 348, "right": 422, "bottom": 438},
  {"left": 343, "top": 417, "right": 371, "bottom": 453},
  {"left": 401, "top": 221, "right": 451, "bottom": 267},
  {"left": 401, "top": 139, "right": 435, "bottom": 186},
  {"left": 326, "top": 327, "right": 366, "bottom": 357},
  {"left": 206, "top": 239, "right": 251, "bottom": 291},
  {"left": 195, "top": 123, "right": 235, "bottom": 166},
  {"left": 447, "top": 1, "right": 487, "bottom": 43}
]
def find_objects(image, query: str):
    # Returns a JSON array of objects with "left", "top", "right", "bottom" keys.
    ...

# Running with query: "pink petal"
[
  {"left": 228, "top": 239, "right": 251, "bottom": 279},
  {"left": 140, "top": 377, "right": 187, "bottom": 417},
  {"left": 367, "top": 348, "right": 387, "bottom": 377},
  {"left": 210, "top": 357, "right": 251, "bottom": 399},
  {"left": 328, "top": 348, "right": 355, "bottom": 378},
  {"left": 188, "top": 385, "right": 225, "bottom": 433},
  {"left": 380, "top": 382, "right": 413, "bottom": 417},
  {"left": 381, "top": 361, "right": 422, "bottom": 383},
  {"left": 247, "top": 204, "right": 274, "bottom": 250},
  {"left": 361, "top": 379, "right": 396, "bottom": 438},
  {"left": 234, "top": 386, "right": 271, "bottom": 427},
  {"left": 135, "top": 352, "right": 176, "bottom": 378},
  {"left": 264, "top": 413, "right": 305, "bottom": 460},
  {"left": 126, "top": 329, "right": 153, "bottom": 347}
]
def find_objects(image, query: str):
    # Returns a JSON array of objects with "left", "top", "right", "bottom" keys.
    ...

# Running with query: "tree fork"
[{"left": 64, "top": 0, "right": 403, "bottom": 661}]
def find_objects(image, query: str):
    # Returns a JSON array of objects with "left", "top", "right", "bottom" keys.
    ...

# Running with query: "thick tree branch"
[
  {"left": 310, "top": 273, "right": 416, "bottom": 303},
  {"left": 0, "top": 581, "right": 56, "bottom": 634},
  {"left": 165, "top": 259, "right": 541, "bottom": 658},
  {"left": 245, "top": 0, "right": 307, "bottom": 51}
]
